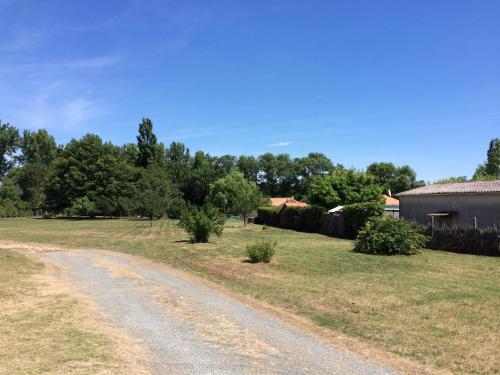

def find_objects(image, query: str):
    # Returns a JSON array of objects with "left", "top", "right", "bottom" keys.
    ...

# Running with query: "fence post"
[{"left": 473, "top": 217, "right": 478, "bottom": 230}]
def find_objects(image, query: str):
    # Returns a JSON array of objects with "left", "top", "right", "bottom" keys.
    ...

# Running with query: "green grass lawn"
[{"left": 1, "top": 218, "right": 499, "bottom": 374}]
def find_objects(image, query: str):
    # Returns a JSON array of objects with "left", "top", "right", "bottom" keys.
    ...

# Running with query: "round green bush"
[
  {"left": 178, "top": 204, "right": 225, "bottom": 243},
  {"left": 354, "top": 216, "right": 428, "bottom": 255},
  {"left": 246, "top": 240, "right": 277, "bottom": 263}
]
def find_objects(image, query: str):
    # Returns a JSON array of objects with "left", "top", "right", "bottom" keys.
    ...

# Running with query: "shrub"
[
  {"left": 343, "top": 201, "right": 384, "bottom": 239},
  {"left": 66, "top": 197, "right": 96, "bottom": 218},
  {"left": 246, "top": 240, "right": 277, "bottom": 263},
  {"left": 354, "top": 216, "right": 428, "bottom": 255},
  {"left": 256, "top": 206, "right": 280, "bottom": 226},
  {"left": 178, "top": 204, "right": 225, "bottom": 243}
]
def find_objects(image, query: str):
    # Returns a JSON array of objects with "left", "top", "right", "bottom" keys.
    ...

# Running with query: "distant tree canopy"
[
  {"left": 436, "top": 176, "right": 468, "bottom": 184},
  {"left": 474, "top": 138, "right": 500, "bottom": 180},
  {"left": 306, "top": 168, "right": 383, "bottom": 209},
  {"left": 0, "top": 118, "right": 440, "bottom": 217},
  {"left": 0, "top": 121, "right": 20, "bottom": 179},
  {"left": 366, "top": 162, "right": 424, "bottom": 195}
]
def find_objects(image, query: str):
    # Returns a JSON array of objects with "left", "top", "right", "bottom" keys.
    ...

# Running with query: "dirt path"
[{"left": 35, "top": 249, "right": 399, "bottom": 375}]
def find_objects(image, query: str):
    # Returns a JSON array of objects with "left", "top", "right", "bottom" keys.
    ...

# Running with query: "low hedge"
[
  {"left": 296, "top": 205, "right": 325, "bottom": 232},
  {"left": 342, "top": 201, "right": 384, "bottom": 239},
  {"left": 256, "top": 205, "right": 325, "bottom": 232},
  {"left": 255, "top": 206, "right": 280, "bottom": 226}
]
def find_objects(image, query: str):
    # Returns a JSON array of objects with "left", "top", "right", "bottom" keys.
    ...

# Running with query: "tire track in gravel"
[{"left": 40, "top": 250, "right": 399, "bottom": 375}]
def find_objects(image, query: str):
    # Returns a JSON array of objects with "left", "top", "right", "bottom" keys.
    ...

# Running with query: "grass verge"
[
  {"left": 0, "top": 247, "right": 147, "bottom": 374},
  {"left": 0, "top": 218, "right": 499, "bottom": 375}
]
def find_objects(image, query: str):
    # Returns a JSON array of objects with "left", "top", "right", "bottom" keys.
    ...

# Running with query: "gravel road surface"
[{"left": 41, "top": 250, "right": 398, "bottom": 375}]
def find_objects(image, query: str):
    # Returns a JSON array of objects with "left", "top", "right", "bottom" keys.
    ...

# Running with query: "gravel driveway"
[{"left": 41, "top": 250, "right": 398, "bottom": 375}]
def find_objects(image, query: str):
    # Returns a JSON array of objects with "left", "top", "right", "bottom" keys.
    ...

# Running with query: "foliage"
[
  {"left": 367, "top": 162, "right": 425, "bottom": 195},
  {"left": 473, "top": 138, "right": 500, "bottom": 179},
  {"left": 66, "top": 197, "right": 97, "bottom": 218},
  {"left": 0, "top": 178, "right": 28, "bottom": 214},
  {"left": 237, "top": 155, "right": 259, "bottom": 183},
  {"left": 306, "top": 168, "right": 383, "bottom": 208},
  {"left": 256, "top": 206, "right": 280, "bottom": 226},
  {"left": 246, "top": 240, "right": 277, "bottom": 263},
  {"left": 342, "top": 201, "right": 385, "bottom": 239},
  {"left": 13, "top": 163, "right": 53, "bottom": 210},
  {"left": 17, "top": 129, "right": 58, "bottom": 165},
  {"left": 135, "top": 166, "right": 174, "bottom": 223},
  {"left": 436, "top": 176, "right": 468, "bottom": 184},
  {"left": 47, "top": 134, "right": 139, "bottom": 215},
  {"left": 295, "top": 206, "right": 325, "bottom": 232},
  {"left": 178, "top": 204, "right": 225, "bottom": 243},
  {"left": 473, "top": 138, "right": 500, "bottom": 180},
  {"left": 354, "top": 216, "right": 428, "bottom": 255},
  {"left": 208, "top": 170, "right": 261, "bottom": 225},
  {"left": 0, "top": 121, "right": 20, "bottom": 179},
  {"left": 137, "top": 118, "right": 162, "bottom": 167}
]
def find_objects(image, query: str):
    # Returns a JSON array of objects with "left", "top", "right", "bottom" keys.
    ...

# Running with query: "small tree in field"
[
  {"left": 208, "top": 170, "right": 261, "bottom": 226},
  {"left": 67, "top": 196, "right": 96, "bottom": 218},
  {"left": 178, "top": 204, "right": 225, "bottom": 243}
]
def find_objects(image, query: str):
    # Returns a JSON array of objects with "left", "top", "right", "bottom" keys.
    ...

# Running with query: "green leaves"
[
  {"left": 208, "top": 170, "right": 261, "bottom": 225},
  {"left": 354, "top": 216, "right": 428, "bottom": 255},
  {"left": 178, "top": 204, "right": 225, "bottom": 243}
]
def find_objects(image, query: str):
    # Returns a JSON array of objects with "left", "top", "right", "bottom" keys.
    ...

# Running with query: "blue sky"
[{"left": 1, "top": 0, "right": 499, "bottom": 181}]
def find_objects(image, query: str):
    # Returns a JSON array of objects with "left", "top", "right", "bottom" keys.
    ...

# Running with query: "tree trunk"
[{"left": 243, "top": 215, "right": 247, "bottom": 227}]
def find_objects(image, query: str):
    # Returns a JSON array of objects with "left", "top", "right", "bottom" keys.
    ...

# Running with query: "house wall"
[{"left": 399, "top": 193, "right": 500, "bottom": 228}]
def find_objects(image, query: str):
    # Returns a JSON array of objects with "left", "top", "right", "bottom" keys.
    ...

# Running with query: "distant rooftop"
[
  {"left": 396, "top": 180, "right": 500, "bottom": 197},
  {"left": 270, "top": 197, "right": 307, "bottom": 207},
  {"left": 384, "top": 194, "right": 399, "bottom": 206}
]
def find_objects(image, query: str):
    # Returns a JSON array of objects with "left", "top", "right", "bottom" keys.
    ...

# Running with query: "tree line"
[{"left": 0, "top": 118, "right": 497, "bottom": 219}]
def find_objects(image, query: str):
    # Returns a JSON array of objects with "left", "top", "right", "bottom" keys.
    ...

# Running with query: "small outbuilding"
[{"left": 396, "top": 180, "right": 500, "bottom": 229}]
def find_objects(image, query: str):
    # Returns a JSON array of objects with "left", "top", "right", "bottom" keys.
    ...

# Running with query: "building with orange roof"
[{"left": 269, "top": 197, "right": 308, "bottom": 207}]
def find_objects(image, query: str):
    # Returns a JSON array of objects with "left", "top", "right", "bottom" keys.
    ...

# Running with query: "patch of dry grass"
[
  {"left": 0, "top": 218, "right": 499, "bottom": 375},
  {"left": 0, "top": 249, "right": 149, "bottom": 375}
]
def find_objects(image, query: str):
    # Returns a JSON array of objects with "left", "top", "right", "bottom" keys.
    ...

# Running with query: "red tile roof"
[
  {"left": 396, "top": 180, "right": 500, "bottom": 197},
  {"left": 384, "top": 195, "right": 399, "bottom": 206},
  {"left": 270, "top": 197, "right": 294, "bottom": 206},
  {"left": 269, "top": 197, "right": 309, "bottom": 207}
]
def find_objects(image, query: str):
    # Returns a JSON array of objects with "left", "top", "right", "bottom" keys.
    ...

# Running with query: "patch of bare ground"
[{"left": 0, "top": 248, "right": 150, "bottom": 375}]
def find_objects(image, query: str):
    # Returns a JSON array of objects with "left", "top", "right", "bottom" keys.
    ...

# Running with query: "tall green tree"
[
  {"left": 0, "top": 121, "right": 20, "bottom": 179},
  {"left": 306, "top": 168, "right": 383, "bottom": 208},
  {"left": 184, "top": 151, "right": 219, "bottom": 205},
  {"left": 165, "top": 142, "right": 191, "bottom": 186},
  {"left": 208, "top": 170, "right": 261, "bottom": 226},
  {"left": 474, "top": 138, "right": 500, "bottom": 179},
  {"left": 47, "top": 134, "right": 139, "bottom": 215},
  {"left": 137, "top": 118, "right": 161, "bottom": 167},
  {"left": 257, "top": 153, "right": 278, "bottom": 196},
  {"left": 135, "top": 166, "right": 174, "bottom": 226},
  {"left": 367, "top": 162, "right": 424, "bottom": 195},
  {"left": 237, "top": 155, "right": 259, "bottom": 183},
  {"left": 18, "top": 129, "right": 58, "bottom": 165}
]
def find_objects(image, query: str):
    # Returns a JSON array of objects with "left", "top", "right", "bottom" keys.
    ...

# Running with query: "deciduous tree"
[{"left": 208, "top": 170, "right": 261, "bottom": 226}]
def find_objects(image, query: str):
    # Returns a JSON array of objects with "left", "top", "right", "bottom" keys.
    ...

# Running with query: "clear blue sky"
[{"left": 1, "top": 1, "right": 499, "bottom": 182}]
